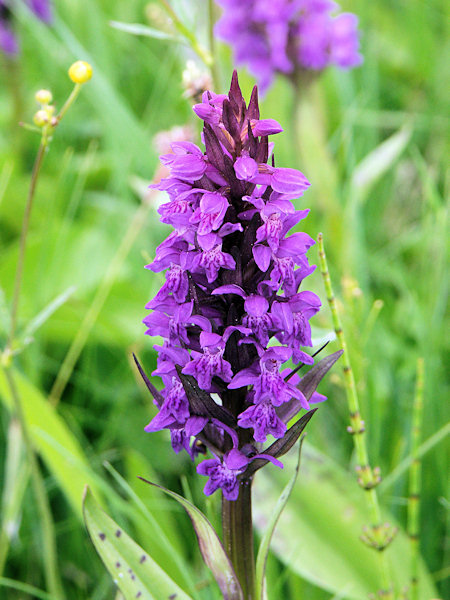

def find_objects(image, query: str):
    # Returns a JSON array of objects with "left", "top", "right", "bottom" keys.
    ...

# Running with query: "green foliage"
[
  {"left": 83, "top": 486, "right": 193, "bottom": 600},
  {"left": 0, "top": 0, "right": 448, "bottom": 598}
]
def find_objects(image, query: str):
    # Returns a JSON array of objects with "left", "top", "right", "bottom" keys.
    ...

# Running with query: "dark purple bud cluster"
[{"left": 140, "top": 72, "right": 332, "bottom": 501}]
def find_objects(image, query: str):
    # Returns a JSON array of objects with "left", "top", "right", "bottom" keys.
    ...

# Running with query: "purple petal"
[
  {"left": 253, "top": 244, "right": 272, "bottom": 271},
  {"left": 251, "top": 118, "right": 283, "bottom": 136},
  {"left": 234, "top": 156, "right": 258, "bottom": 181},
  {"left": 271, "top": 168, "right": 310, "bottom": 196}
]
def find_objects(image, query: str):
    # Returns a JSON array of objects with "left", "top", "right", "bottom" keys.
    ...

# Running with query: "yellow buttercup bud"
[
  {"left": 68, "top": 61, "right": 93, "bottom": 84},
  {"left": 44, "top": 105, "right": 55, "bottom": 118},
  {"left": 33, "top": 110, "right": 49, "bottom": 127},
  {"left": 35, "top": 89, "right": 53, "bottom": 105}
]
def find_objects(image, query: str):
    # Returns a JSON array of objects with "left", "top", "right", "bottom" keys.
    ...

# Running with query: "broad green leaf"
[
  {"left": 255, "top": 440, "right": 304, "bottom": 600},
  {"left": 103, "top": 458, "right": 197, "bottom": 595},
  {"left": 139, "top": 478, "right": 243, "bottom": 600},
  {"left": 351, "top": 126, "right": 412, "bottom": 199},
  {"left": 83, "top": 487, "right": 193, "bottom": 600},
  {"left": 0, "top": 368, "right": 101, "bottom": 518},
  {"left": 109, "top": 21, "right": 183, "bottom": 42},
  {"left": 254, "top": 444, "right": 437, "bottom": 599}
]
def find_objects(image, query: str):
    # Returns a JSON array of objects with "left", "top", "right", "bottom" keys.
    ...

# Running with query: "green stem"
[
  {"left": 160, "top": 0, "right": 212, "bottom": 67},
  {"left": 317, "top": 233, "right": 394, "bottom": 599},
  {"left": 2, "top": 368, "right": 64, "bottom": 599},
  {"left": 49, "top": 199, "right": 153, "bottom": 405},
  {"left": 222, "top": 481, "right": 255, "bottom": 600},
  {"left": 8, "top": 142, "right": 46, "bottom": 349},
  {"left": 207, "top": 0, "right": 220, "bottom": 91},
  {"left": 408, "top": 358, "right": 424, "bottom": 600},
  {"left": 57, "top": 83, "right": 82, "bottom": 123}
]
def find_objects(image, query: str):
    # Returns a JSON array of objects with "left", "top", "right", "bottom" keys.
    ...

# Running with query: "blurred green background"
[{"left": 0, "top": 1, "right": 448, "bottom": 599}]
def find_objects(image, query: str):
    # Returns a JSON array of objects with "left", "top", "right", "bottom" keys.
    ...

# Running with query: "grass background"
[{"left": 0, "top": 0, "right": 448, "bottom": 598}]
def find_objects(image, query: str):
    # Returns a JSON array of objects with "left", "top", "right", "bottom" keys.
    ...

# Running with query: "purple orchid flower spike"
[
  {"left": 138, "top": 71, "right": 341, "bottom": 510},
  {"left": 135, "top": 71, "right": 343, "bottom": 600},
  {"left": 215, "top": 0, "right": 362, "bottom": 93}
]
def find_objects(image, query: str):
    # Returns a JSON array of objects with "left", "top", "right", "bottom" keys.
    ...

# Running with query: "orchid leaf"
[
  {"left": 83, "top": 487, "right": 193, "bottom": 600},
  {"left": 133, "top": 353, "right": 164, "bottom": 406},
  {"left": 243, "top": 410, "right": 316, "bottom": 478},
  {"left": 280, "top": 350, "right": 342, "bottom": 422},
  {"left": 138, "top": 477, "right": 243, "bottom": 600},
  {"left": 176, "top": 368, "right": 236, "bottom": 427},
  {"left": 255, "top": 438, "right": 305, "bottom": 600}
]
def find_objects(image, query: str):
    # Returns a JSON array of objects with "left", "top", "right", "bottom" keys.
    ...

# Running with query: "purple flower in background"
[
  {"left": 0, "top": 0, "right": 52, "bottom": 56},
  {"left": 140, "top": 72, "right": 334, "bottom": 500},
  {"left": 215, "top": 0, "right": 362, "bottom": 92}
]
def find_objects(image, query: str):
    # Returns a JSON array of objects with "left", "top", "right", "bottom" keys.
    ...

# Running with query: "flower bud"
[
  {"left": 44, "top": 105, "right": 55, "bottom": 118},
  {"left": 68, "top": 60, "right": 93, "bottom": 84},
  {"left": 33, "top": 110, "right": 49, "bottom": 127},
  {"left": 35, "top": 89, "right": 53, "bottom": 105}
]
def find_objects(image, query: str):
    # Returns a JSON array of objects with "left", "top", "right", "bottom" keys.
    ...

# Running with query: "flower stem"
[
  {"left": 207, "top": 0, "right": 220, "bottom": 91},
  {"left": 8, "top": 142, "right": 46, "bottom": 349},
  {"left": 408, "top": 358, "right": 424, "bottom": 600},
  {"left": 222, "top": 480, "right": 255, "bottom": 600},
  {"left": 317, "top": 233, "right": 395, "bottom": 599}
]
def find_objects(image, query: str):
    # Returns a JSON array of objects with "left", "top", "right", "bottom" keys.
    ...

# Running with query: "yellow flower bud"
[
  {"left": 68, "top": 60, "right": 93, "bottom": 84},
  {"left": 35, "top": 89, "right": 53, "bottom": 105},
  {"left": 33, "top": 110, "right": 49, "bottom": 127},
  {"left": 44, "top": 105, "right": 55, "bottom": 118}
]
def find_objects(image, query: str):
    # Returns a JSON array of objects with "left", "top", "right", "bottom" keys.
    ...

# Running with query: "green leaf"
[
  {"left": 139, "top": 478, "right": 243, "bottom": 600},
  {"left": 83, "top": 487, "right": 193, "bottom": 600},
  {"left": 103, "top": 458, "right": 198, "bottom": 596},
  {"left": 351, "top": 126, "right": 413, "bottom": 200},
  {"left": 253, "top": 443, "right": 437, "bottom": 599},
  {"left": 109, "top": 21, "right": 183, "bottom": 42},
  {"left": 0, "top": 368, "right": 101, "bottom": 518},
  {"left": 255, "top": 439, "right": 304, "bottom": 600}
]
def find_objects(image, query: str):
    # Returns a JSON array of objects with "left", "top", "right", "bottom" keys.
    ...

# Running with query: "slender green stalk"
[
  {"left": 159, "top": 0, "right": 212, "bottom": 66},
  {"left": 207, "top": 0, "right": 220, "bottom": 91},
  {"left": 408, "top": 358, "right": 424, "bottom": 600},
  {"left": 7, "top": 142, "right": 46, "bottom": 349},
  {"left": 317, "top": 233, "right": 395, "bottom": 599},
  {"left": 2, "top": 368, "right": 64, "bottom": 599},
  {"left": 49, "top": 198, "right": 153, "bottom": 405},
  {"left": 222, "top": 480, "right": 255, "bottom": 600},
  {"left": 56, "top": 83, "right": 82, "bottom": 123},
  {"left": 1, "top": 73, "right": 89, "bottom": 597}
]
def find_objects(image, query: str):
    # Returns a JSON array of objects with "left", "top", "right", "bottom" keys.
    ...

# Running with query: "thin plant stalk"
[
  {"left": 1, "top": 74, "right": 90, "bottom": 596},
  {"left": 49, "top": 197, "right": 153, "bottom": 406},
  {"left": 317, "top": 232, "right": 395, "bottom": 599},
  {"left": 207, "top": 0, "right": 220, "bottom": 91},
  {"left": 222, "top": 480, "right": 255, "bottom": 600},
  {"left": 8, "top": 142, "right": 46, "bottom": 349},
  {"left": 408, "top": 358, "right": 424, "bottom": 600},
  {"left": 159, "top": 0, "right": 212, "bottom": 67}
]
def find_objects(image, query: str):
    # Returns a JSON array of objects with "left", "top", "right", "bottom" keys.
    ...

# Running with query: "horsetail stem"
[{"left": 317, "top": 233, "right": 395, "bottom": 599}]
